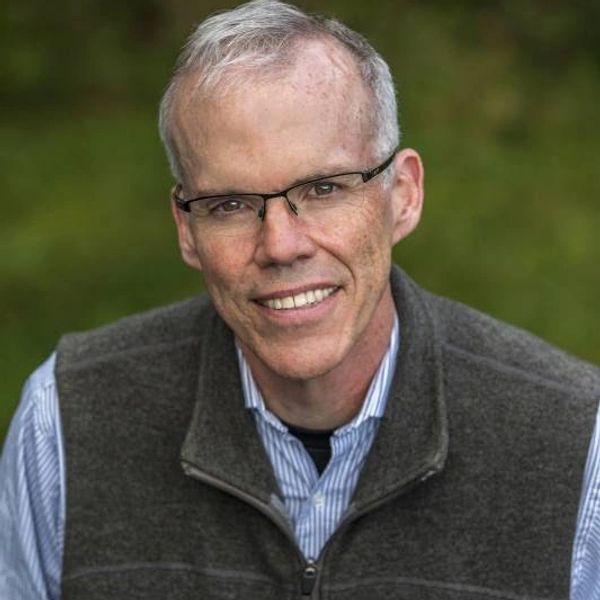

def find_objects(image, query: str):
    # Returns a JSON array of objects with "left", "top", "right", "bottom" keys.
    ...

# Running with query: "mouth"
[{"left": 256, "top": 286, "right": 338, "bottom": 311}]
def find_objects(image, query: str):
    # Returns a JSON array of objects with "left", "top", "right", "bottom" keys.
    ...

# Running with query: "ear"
[
  {"left": 389, "top": 148, "right": 424, "bottom": 245},
  {"left": 170, "top": 188, "right": 204, "bottom": 272}
]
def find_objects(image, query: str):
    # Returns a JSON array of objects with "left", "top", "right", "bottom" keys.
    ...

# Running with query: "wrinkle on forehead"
[
  {"left": 171, "top": 38, "right": 376, "bottom": 187},
  {"left": 184, "top": 36, "right": 365, "bottom": 103}
]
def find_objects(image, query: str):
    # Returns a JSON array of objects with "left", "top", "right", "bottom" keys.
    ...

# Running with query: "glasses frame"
[{"left": 172, "top": 148, "right": 398, "bottom": 221}]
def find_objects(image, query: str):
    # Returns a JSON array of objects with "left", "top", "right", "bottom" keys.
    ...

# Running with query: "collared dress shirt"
[
  {"left": 571, "top": 406, "right": 600, "bottom": 599},
  {"left": 0, "top": 318, "right": 399, "bottom": 599},
  {"left": 237, "top": 313, "right": 399, "bottom": 561}
]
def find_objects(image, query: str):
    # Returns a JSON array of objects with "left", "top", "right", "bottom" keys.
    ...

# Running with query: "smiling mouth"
[{"left": 258, "top": 286, "right": 337, "bottom": 310}]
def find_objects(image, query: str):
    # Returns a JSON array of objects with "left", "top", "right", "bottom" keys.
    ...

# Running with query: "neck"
[{"left": 241, "top": 291, "right": 396, "bottom": 430}]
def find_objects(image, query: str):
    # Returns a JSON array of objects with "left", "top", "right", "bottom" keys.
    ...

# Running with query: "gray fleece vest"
[{"left": 56, "top": 267, "right": 600, "bottom": 600}]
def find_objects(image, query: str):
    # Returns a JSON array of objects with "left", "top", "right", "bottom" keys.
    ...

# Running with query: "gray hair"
[{"left": 158, "top": 0, "right": 400, "bottom": 183}]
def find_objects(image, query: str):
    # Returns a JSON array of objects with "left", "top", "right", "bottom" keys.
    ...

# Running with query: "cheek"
[
  {"left": 197, "top": 243, "right": 273, "bottom": 342},
  {"left": 198, "top": 253, "right": 251, "bottom": 330},
  {"left": 194, "top": 237, "right": 251, "bottom": 297},
  {"left": 346, "top": 200, "right": 395, "bottom": 268}
]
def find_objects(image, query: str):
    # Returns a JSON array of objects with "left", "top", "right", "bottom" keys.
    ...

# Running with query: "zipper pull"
[{"left": 301, "top": 561, "right": 318, "bottom": 595}]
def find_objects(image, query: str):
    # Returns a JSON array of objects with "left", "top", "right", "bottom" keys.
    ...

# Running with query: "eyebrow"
[{"left": 189, "top": 163, "right": 362, "bottom": 199}]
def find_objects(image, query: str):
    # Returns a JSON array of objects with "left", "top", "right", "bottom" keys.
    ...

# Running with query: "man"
[{"left": 1, "top": 1, "right": 600, "bottom": 598}]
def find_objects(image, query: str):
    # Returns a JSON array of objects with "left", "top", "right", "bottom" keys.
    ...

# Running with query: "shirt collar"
[{"left": 236, "top": 312, "right": 400, "bottom": 434}]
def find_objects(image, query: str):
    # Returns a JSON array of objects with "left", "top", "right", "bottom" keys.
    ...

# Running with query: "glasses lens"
[
  {"left": 188, "top": 194, "right": 264, "bottom": 236},
  {"left": 288, "top": 173, "right": 366, "bottom": 218},
  {"left": 183, "top": 170, "right": 372, "bottom": 236}
]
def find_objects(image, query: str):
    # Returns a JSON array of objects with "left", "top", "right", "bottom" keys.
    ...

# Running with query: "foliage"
[{"left": 2, "top": 1, "right": 600, "bottom": 442}]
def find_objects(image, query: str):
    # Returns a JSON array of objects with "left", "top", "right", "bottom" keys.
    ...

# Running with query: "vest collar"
[
  {"left": 180, "top": 308, "right": 280, "bottom": 503},
  {"left": 350, "top": 266, "right": 448, "bottom": 511},
  {"left": 180, "top": 266, "right": 448, "bottom": 508}
]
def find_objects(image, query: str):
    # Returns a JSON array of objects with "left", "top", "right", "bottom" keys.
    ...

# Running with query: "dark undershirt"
[{"left": 282, "top": 421, "right": 334, "bottom": 476}]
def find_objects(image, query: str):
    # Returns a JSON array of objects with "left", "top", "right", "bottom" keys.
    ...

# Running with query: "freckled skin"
[{"left": 171, "top": 39, "right": 424, "bottom": 428}]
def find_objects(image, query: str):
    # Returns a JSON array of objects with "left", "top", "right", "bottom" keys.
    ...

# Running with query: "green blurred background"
[{"left": 2, "top": 0, "right": 600, "bottom": 443}]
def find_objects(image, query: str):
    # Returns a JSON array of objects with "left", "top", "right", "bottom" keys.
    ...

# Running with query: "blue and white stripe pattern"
[
  {"left": 3, "top": 318, "right": 600, "bottom": 599},
  {"left": 0, "top": 353, "right": 64, "bottom": 600},
  {"left": 571, "top": 405, "right": 600, "bottom": 599},
  {"left": 237, "top": 315, "right": 399, "bottom": 561},
  {"left": 0, "top": 318, "right": 398, "bottom": 597}
]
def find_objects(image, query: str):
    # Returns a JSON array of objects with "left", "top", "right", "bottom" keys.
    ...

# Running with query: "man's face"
[{"left": 172, "top": 40, "right": 423, "bottom": 382}]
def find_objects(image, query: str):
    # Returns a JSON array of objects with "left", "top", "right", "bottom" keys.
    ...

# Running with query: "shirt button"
[{"left": 313, "top": 493, "right": 325, "bottom": 509}]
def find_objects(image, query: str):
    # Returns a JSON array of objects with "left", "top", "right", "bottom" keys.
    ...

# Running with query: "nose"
[
  {"left": 258, "top": 193, "right": 298, "bottom": 220},
  {"left": 253, "top": 195, "right": 316, "bottom": 267}
]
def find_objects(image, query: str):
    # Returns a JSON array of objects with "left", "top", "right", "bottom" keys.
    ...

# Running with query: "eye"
[
  {"left": 207, "top": 196, "right": 256, "bottom": 216},
  {"left": 214, "top": 198, "right": 244, "bottom": 213},
  {"left": 310, "top": 181, "right": 338, "bottom": 196}
]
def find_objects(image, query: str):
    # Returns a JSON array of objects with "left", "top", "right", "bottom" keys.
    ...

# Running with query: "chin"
[
  {"left": 270, "top": 362, "right": 333, "bottom": 382},
  {"left": 257, "top": 343, "right": 347, "bottom": 382}
]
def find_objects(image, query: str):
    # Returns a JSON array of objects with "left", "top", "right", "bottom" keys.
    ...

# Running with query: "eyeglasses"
[{"left": 172, "top": 149, "right": 397, "bottom": 237}]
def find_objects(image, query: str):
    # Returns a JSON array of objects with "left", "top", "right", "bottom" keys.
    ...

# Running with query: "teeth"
[
  {"left": 262, "top": 287, "right": 336, "bottom": 310},
  {"left": 294, "top": 294, "right": 307, "bottom": 308}
]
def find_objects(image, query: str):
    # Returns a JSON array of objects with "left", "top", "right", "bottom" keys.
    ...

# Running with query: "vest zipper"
[
  {"left": 301, "top": 561, "right": 318, "bottom": 595},
  {"left": 305, "top": 465, "right": 441, "bottom": 591},
  {"left": 183, "top": 460, "right": 439, "bottom": 598},
  {"left": 339, "top": 466, "right": 439, "bottom": 532},
  {"left": 295, "top": 466, "right": 439, "bottom": 598},
  {"left": 181, "top": 460, "right": 319, "bottom": 597}
]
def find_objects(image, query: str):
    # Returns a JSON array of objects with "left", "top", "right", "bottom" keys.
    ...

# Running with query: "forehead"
[{"left": 172, "top": 38, "right": 375, "bottom": 190}]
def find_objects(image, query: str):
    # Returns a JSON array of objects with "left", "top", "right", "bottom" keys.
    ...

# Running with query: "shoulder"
[
  {"left": 14, "top": 353, "right": 60, "bottom": 440},
  {"left": 426, "top": 290, "right": 600, "bottom": 400},
  {"left": 0, "top": 353, "right": 64, "bottom": 599},
  {"left": 56, "top": 295, "right": 217, "bottom": 369}
]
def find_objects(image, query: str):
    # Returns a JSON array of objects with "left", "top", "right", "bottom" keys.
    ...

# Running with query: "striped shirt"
[
  {"left": 0, "top": 353, "right": 64, "bottom": 600},
  {"left": 571, "top": 406, "right": 600, "bottom": 599},
  {"left": 2, "top": 320, "right": 599, "bottom": 598},
  {"left": 0, "top": 317, "right": 398, "bottom": 598},
  {"left": 238, "top": 314, "right": 399, "bottom": 561}
]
